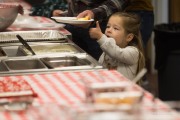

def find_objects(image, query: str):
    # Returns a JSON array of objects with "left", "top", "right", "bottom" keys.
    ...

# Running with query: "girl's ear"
[{"left": 126, "top": 33, "right": 134, "bottom": 42}]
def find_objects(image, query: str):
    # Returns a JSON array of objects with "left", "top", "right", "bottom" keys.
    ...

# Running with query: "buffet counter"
[{"left": 0, "top": 70, "right": 179, "bottom": 120}]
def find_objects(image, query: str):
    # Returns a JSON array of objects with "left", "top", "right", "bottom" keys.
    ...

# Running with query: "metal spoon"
[{"left": 16, "top": 34, "right": 36, "bottom": 55}]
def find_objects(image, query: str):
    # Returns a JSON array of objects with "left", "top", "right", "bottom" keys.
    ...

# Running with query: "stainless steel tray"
[
  {"left": 1, "top": 46, "right": 26, "bottom": 57},
  {"left": 19, "top": 43, "right": 85, "bottom": 56},
  {"left": 2, "top": 58, "right": 48, "bottom": 72},
  {"left": 0, "top": 30, "right": 67, "bottom": 43},
  {"left": 43, "top": 54, "right": 103, "bottom": 70},
  {"left": 40, "top": 55, "right": 97, "bottom": 70},
  {"left": 0, "top": 43, "right": 103, "bottom": 75},
  {"left": 0, "top": 43, "right": 85, "bottom": 57},
  {"left": 0, "top": 54, "right": 103, "bottom": 75},
  {"left": 40, "top": 56, "right": 91, "bottom": 68}
]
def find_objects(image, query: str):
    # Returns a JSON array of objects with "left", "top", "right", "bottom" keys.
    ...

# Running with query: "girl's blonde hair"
[{"left": 111, "top": 12, "right": 145, "bottom": 75}]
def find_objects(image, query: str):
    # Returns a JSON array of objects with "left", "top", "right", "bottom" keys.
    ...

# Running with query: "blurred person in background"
[
  {"left": 125, "top": 0, "right": 154, "bottom": 48},
  {"left": 124, "top": 0, "right": 154, "bottom": 89},
  {"left": 25, "top": 0, "right": 67, "bottom": 18},
  {"left": 125, "top": 0, "right": 154, "bottom": 76}
]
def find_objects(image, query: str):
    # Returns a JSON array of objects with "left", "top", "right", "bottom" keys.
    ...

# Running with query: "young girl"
[{"left": 89, "top": 12, "right": 145, "bottom": 80}]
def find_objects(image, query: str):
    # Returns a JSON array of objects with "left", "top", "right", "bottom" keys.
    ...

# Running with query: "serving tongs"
[{"left": 16, "top": 34, "right": 36, "bottom": 55}]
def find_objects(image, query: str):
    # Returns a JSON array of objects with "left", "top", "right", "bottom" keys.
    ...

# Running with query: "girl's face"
[{"left": 105, "top": 16, "right": 132, "bottom": 48}]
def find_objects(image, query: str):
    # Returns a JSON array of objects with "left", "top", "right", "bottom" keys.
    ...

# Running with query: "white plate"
[{"left": 51, "top": 17, "right": 94, "bottom": 24}]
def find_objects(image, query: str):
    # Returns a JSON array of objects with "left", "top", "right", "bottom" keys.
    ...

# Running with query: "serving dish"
[
  {"left": 0, "top": 3, "right": 23, "bottom": 31},
  {"left": 0, "top": 42, "right": 103, "bottom": 75},
  {"left": 19, "top": 43, "right": 84, "bottom": 56},
  {"left": 40, "top": 56, "right": 90, "bottom": 68},
  {"left": 39, "top": 54, "right": 101, "bottom": 70},
  {"left": 0, "top": 54, "right": 102, "bottom": 75},
  {"left": 1, "top": 46, "right": 27, "bottom": 57},
  {"left": 2, "top": 58, "right": 48, "bottom": 72},
  {"left": 0, "top": 30, "right": 67, "bottom": 43}
]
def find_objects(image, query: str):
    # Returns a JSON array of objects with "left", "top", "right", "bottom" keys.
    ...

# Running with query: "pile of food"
[{"left": 77, "top": 16, "right": 90, "bottom": 20}]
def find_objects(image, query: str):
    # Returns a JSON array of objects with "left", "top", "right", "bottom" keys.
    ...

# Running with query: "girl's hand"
[{"left": 89, "top": 21, "right": 103, "bottom": 40}]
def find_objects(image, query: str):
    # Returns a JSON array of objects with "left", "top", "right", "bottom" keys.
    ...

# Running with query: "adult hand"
[
  {"left": 77, "top": 10, "right": 94, "bottom": 19},
  {"left": 89, "top": 21, "right": 103, "bottom": 40},
  {"left": 52, "top": 10, "right": 67, "bottom": 16},
  {"left": 18, "top": 4, "right": 24, "bottom": 15},
  {"left": 73, "top": 10, "right": 94, "bottom": 28}
]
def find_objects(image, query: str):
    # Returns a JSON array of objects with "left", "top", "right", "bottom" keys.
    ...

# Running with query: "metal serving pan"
[
  {"left": 0, "top": 55, "right": 103, "bottom": 75},
  {"left": 19, "top": 43, "right": 85, "bottom": 56},
  {"left": 40, "top": 54, "right": 102, "bottom": 71},
  {"left": 40, "top": 56, "right": 91, "bottom": 68},
  {"left": 0, "top": 42, "right": 85, "bottom": 57},
  {"left": 0, "top": 30, "right": 67, "bottom": 43},
  {"left": 1, "top": 46, "right": 26, "bottom": 57},
  {"left": 2, "top": 58, "right": 48, "bottom": 72}
]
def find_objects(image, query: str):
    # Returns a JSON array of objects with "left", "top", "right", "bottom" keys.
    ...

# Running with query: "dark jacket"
[
  {"left": 30, "top": 0, "right": 68, "bottom": 18},
  {"left": 67, "top": 0, "right": 130, "bottom": 21}
]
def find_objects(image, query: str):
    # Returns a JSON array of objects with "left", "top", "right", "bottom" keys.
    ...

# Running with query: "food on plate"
[{"left": 77, "top": 16, "right": 90, "bottom": 20}]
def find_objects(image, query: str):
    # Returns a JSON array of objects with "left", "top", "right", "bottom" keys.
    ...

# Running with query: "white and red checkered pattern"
[
  {"left": 7, "top": 16, "right": 71, "bottom": 36},
  {"left": 0, "top": 70, "right": 179, "bottom": 120}
]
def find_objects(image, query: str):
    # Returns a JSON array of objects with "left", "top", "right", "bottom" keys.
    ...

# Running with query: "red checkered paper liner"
[
  {"left": 0, "top": 78, "right": 37, "bottom": 98},
  {"left": 0, "top": 70, "right": 179, "bottom": 120}
]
